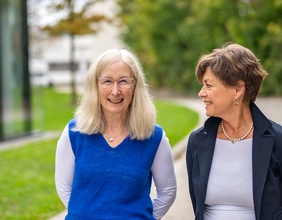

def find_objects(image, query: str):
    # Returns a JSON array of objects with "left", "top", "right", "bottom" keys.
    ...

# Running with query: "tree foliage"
[
  {"left": 40, "top": 0, "right": 113, "bottom": 104},
  {"left": 117, "top": 0, "right": 282, "bottom": 96},
  {"left": 41, "top": 0, "right": 112, "bottom": 36}
]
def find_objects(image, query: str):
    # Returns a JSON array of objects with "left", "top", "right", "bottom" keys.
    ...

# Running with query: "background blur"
[
  {"left": 1, "top": 0, "right": 282, "bottom": 153},
  {"left": 28, "top": 0, "right": 282, "bottom": 95},
  {"left": 1, "top": 1, "right": 281, "bottom": 219}
]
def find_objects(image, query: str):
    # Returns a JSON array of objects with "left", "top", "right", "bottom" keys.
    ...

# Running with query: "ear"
[{"left": 235, "top": 80, "right": 245, "bottom": 96}]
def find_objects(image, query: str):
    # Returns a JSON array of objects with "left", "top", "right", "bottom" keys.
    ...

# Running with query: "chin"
[
  {"left": 206, "top": 112, "right": 216, "bottom": 117},
  {"left": 205, "top": 111, "right": 211, "bottom": 117}
]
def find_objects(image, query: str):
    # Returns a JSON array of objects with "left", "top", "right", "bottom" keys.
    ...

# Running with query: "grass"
[
  {"left": 155, "top": 100, "right": 198, "bottom": 146},
  {"left": 0, "top": 88, "right": 199, "bottom": 219},
  {"left": 33, "top": 87, "right": 75, "bottom": 131},
  {"left": 0, "top": 139, "right": 64, "bottom": 219}
]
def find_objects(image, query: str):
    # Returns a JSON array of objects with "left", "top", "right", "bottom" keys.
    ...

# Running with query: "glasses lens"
[{"left": 99, "top": 77, "right": 134, "bottom": 89}]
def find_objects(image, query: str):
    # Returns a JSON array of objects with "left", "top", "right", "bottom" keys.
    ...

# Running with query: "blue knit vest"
[{"left": 66, "top": 119, "right": 163, "bottom": 220}]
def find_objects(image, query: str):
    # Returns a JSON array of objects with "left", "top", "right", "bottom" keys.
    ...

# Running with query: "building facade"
[
  {"left": 29, "top": 1, "right": 123, "bottom": 87},
  {"left": 0, "top": 0, "right": 123, "bottom": 142},
  {"left": 0, "top": 1, "right": 32, "bottom": 141}
]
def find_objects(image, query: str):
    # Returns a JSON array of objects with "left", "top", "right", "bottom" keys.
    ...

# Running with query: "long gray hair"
[{"left": 73, "top": 48, "right": 156, "bottom": 140}]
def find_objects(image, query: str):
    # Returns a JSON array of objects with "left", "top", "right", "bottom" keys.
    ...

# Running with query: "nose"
[
  {"left": 198, "top": 87, "right": 206, "bottom": 98},
  {"left": 111, "top": 82, "right": 120, "bottom": 95}
]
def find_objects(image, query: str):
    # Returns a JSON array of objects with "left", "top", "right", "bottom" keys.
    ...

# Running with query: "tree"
[
  {"left": 117, "top": 0, "right": 282, "bottom": 96},
  {"left": 117, "top": 0, "right": 195, "bottom": 91},
  {"left": 40, "top": 0, "right": 113, "bottom": 105}
]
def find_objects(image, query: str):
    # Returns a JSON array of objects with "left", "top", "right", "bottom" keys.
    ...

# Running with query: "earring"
[{"left": 233, "top": 98, "right": 239, "bottom": 106}]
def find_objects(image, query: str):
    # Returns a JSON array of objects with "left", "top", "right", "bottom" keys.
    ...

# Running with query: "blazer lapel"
[
  {"left": 251, "top": 102, "right": 274, "bottom": 219},
  {"left": 197, "top": 117, "right": 220, "bottom": 202}
]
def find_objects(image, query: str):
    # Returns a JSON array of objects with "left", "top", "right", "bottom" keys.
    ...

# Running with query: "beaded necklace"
[{"left": 221, "top": 121, "right": 253, "bottom": 144}]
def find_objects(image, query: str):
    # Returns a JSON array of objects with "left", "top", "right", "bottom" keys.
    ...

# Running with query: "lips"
[
  {"left": 203, "top": 100, "right": 212, "bottom": 107},
  {"left": 108, "top": 98, "right": 123, "bottom": 103}
]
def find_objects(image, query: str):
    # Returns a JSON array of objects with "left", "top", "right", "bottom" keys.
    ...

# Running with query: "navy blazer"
[{"left": 186, "top": 102, "right": 282, "bottom": 220}]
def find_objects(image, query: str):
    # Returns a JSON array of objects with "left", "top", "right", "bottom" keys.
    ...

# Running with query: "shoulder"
[
  {"left": 154, "top": 124, "right": 163, "bottom": 132},
  {"left": 143, "top": 124, "right": 164, "bottom": 147},
  {"left": 152, "top": 124, "right": 164, "bottom": 140},
  {"left": 189, "top": 116, "right": 221, "bottom": 139},
  {"left": 270, "top": 120, "right": 282, "bottom": 133},
  {"left": 67, "top": 118, "right": 80, "bottom": 152},
  {"left": 269, "top": 120, "right": 282, "bottom": 144},
  {"left": 187, "top": 128, "right": 201, "bottom": 151},
  {"left": 68, "top": 118, "right": 77, "bottom": 130},
  {"left": 251, "top": 102, "right": 282, "bottom": 138}
]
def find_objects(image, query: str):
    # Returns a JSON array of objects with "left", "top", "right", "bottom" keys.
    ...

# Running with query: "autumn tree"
[{"left": 41, "top": 0, "right": 113, "bottom": 105}]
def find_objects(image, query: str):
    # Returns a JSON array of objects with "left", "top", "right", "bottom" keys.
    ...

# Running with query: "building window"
[{"left": 49, "top": 62, "right": 79, "bottom": 71}]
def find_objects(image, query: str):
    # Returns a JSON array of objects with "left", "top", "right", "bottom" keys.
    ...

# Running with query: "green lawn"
[
  {"left": 155, "top": 100, "right": 198, "bottom": 146},
  {"left": 0, "top": 139, "right": 64, "bottom": 219},
  {"left": 0, "top": 88, "right": 199, "bottom": 219}
]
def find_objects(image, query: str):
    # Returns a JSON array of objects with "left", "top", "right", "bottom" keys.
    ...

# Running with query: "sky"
[
  {"left": 28, "top": 0, "right": 68, "bottom": 27},
  {"left": 27, "top": 0, "right": 117, "bottom": 28}
]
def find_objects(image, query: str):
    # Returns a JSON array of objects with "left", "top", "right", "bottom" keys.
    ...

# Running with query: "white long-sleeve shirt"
[{"left": 55, "top": 125, "right": 177, "bottom": 219}]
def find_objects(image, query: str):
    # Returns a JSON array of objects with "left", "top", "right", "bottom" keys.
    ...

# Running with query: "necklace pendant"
[
  {"left": 231, "top": 139, "right": 235, "bottom": 144},
  {"left": 108, "top": 137, "right": 114, "bottom": 142}
]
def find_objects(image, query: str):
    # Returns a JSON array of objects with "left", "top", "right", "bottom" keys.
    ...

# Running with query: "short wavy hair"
[
  {"left": 195, "top": 43, "right": 268, "bottom": 102},
  {"left": 73, "top": 48, "right": 156, "bottom": 140}
]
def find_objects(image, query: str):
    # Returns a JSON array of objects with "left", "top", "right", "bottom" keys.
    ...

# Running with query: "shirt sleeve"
[
  {"left": 151, "top": 130, "right": 177, "bottom": 219},
  {"left": 55, "top": 124, "right": 75, "bottom": 208}
]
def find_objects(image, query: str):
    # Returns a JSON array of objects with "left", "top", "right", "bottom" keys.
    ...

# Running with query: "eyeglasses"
[{"left": 98, "top": 77, "right": 135, "bottom": 89}]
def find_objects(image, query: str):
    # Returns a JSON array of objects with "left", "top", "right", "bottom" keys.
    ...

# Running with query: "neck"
[
  {"left": 103, "top": 127, "right": 128, "bottom": 143},
  {"left": 222, "top": 103, "right": 252, "bottom": 135}
]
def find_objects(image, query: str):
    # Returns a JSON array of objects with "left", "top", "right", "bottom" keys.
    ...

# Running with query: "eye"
[
  {"left": 102, "top": 79, "right": 113, "bottom": 85},
  {"left": 118, "top": 79, "right": 129, "bottom": 85},
  {"left": 205, "top": 83, "right": 212, "bottom": 88}
]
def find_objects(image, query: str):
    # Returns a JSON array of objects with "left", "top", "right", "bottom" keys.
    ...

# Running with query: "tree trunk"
[{"left": 70, "top": 34, "right": 77, "bottom": 106}]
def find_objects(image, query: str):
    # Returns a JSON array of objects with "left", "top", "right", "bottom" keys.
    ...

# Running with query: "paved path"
[
  {"left": 161, "top": 97, "right": 207, "bottom": 220},
  {"left": 49, "top": 96, "right": 282, "bottom": 220}
]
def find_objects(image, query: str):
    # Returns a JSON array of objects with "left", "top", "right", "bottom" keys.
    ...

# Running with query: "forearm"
[
  {"left": 151, "top": 131, "right": 177, "bottom": 219},
  {"left": 55, "top": 124, "right": 74, "bottom": 208}
]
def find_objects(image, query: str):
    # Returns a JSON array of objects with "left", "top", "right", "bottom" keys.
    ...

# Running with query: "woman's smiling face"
[
  {"left": 198, "top": 67, "right": 236, "bottom": 117},
  {"left": 98, "top": 60, "right": 135, "bottom": 118}
]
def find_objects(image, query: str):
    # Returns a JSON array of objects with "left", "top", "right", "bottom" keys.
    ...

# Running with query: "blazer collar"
[
  {"left": 250, "top": 102, "right": 274, "bottom": 219},
  {"left": 196, "top": 116, "right": 220, "bottom": 201}
]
